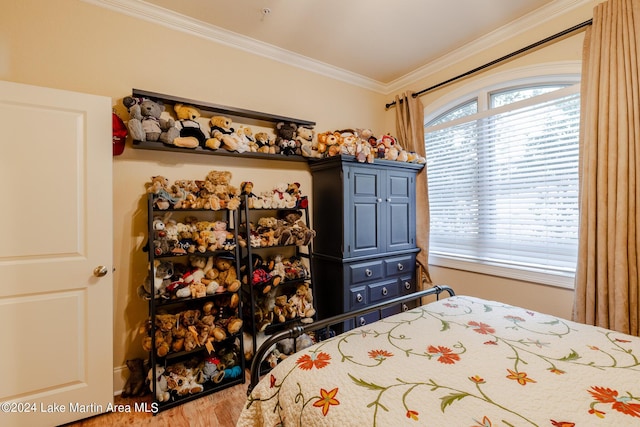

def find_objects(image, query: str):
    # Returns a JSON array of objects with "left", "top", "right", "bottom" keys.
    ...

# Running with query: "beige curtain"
[
  {"left": 394, "top": 91, "right": 433, "bottom": 289},
  {"left": 573, "top": 0, "right": 640, "bottom": 335}
]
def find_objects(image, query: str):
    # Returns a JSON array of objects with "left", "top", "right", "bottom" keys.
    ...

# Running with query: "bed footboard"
[{"left": 247, "top": 284, "right": 455, "bottom": 394}]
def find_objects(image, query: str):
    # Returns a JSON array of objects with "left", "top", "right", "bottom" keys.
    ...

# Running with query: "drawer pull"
[
  {"left": 359, "top": 317, "right": 366, "bottom": 326},
  {"left": 377, "top": 198, "right": 382, "bottom": 203},
  {"left": 365, "top": 269, "right": 372, "bottom": 277},
  {"left": 356, "top": 293, "right": 363, "bottom": 303},
  {"left": 404, "top": 281, "right": 411, "bottom": 290},
  {"left": 402, "top": 304, "right": 409, "bottom": 312},
  {"left": 397, "top": 263, "right": 404, "bottom": 271},
  {"left": 382, "top": 287, "right": 388, "bottom": 296}
]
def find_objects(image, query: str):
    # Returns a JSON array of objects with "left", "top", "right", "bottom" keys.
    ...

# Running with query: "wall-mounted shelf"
[
  {"left": 129, "top": 89, "right": 315, "bottom": 161},
  {"left": 132, "top": 140, "right": 309, "bottom": 162}
]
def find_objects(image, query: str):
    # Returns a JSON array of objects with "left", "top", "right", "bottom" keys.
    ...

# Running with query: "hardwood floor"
[{"left": 61, "top": 374, "right": 249, "bottom": 427}]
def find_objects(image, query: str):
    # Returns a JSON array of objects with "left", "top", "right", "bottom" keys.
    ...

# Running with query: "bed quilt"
[{"left": 236, "top": 295, "right": 640, "bottom": 426}]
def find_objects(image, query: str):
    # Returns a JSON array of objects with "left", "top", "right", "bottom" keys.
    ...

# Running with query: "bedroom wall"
[
  {"left": 0, "top": 0, "right": 389, "bottom": 391},
  {"left": 384, "top": 0, "right": 603, "bottom": 319}
]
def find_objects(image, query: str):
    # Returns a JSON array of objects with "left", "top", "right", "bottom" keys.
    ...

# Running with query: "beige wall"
[{"left": 2, "top": 0, "right": 601, "bottom": 393}]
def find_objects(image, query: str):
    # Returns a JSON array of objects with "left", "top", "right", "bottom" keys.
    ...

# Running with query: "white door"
[{"left": 0, "top": 81, "right": 113, "bottom": 427}]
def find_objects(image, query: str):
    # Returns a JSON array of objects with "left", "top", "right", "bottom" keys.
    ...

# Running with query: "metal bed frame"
[{"left": 247, "top": 285, "right": 455, "bottom": 394}]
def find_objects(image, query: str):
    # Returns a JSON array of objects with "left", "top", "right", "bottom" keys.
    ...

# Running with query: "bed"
[{"left": 237, "top": 286, "right": 640, "bottom": 426}]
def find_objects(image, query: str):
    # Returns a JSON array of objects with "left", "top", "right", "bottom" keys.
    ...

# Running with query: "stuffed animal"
[
  {"left": 275, "top": 122, "right": 299, "bottom": 155},
  {"left": 254, "top": 132, "right": 274, "bottom": 154},
  {"left": 172, "top": 103, "right": 212, "bottom": 149},
  {"left": 140, "top": 313, "right": 176, "bottom": 357},
  {"left": 123, "top": 97, "right": 178, "bottom": 145},
  {"left": 121, "top": 358, "right": 148, "bottom": 397},
  {"left": 209, "top": 116, "right": 246, "bottom": 152},
  {"left": 138, "top": 259, "right": 173, "bottom": 300},
  {"left": 214, "top": 255, "right": 241, "bottom": 292},
  {"left": 147, "top": 366, "right": 170, "bottom": 402},
  {"left": 277, "top": 333, "right": 314, "bottom": 356},
  {"left": 202, "top": 170, "right": 241, "bottom": 210},
  {"left": 317, "top": 130, "right": 342, "bottom": 157},
  {"left": 288, "top": 282, "right": 316, "bottom": 323},
  {"left": 338, "top": 129, "right": 358, "bottom": 156},
  {"left": 297, "top": 126, "right": 321, "bottom": 158},
  {"left": 201, "top": 356, "right": 225, "bottom": 383}
]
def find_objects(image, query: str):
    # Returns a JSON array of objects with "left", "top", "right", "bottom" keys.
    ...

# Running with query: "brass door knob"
[{"left": 93, "top": 265, "right": 108, "bottom": 277}]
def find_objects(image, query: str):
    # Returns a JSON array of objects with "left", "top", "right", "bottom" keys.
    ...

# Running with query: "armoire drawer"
[
  {"left": 349, "top": 286, "right": 368, "bottom": 310},
  {"left": 349, "top": 260, "right": 383, "bottom": 284},
  {"left": 368, "top": 280, "right": 399, "bottom": 303},
  {"left": 384, "top": 255, "right": 415, "bottom": 277}
]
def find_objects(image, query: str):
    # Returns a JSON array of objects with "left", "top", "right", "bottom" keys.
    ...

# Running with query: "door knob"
[{"left": 93, "top": 265, "right": 108, "bottom": 277}]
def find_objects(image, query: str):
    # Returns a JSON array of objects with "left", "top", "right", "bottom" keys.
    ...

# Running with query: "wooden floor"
[{"left": 61, "top": 373, "right": 249, "bottom": 427}]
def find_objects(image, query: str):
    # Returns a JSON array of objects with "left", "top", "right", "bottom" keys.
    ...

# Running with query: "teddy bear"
[
  {"left": 275, "top": 121, "right": 299, "bottom": 155},
  {"left": 140, "top": 313, "right": 176, "bottom": 357},
  {"left": 317, "top": 130, "right": 342, "bottom": 157},
  {"left": 338, "top": 129, "right": 358, "bottom": 156},
  {"left": 273, "top": 294, "right": 295, "bottom": 323},
  {"left": 279, "top": 210, "right": 316, "bottom": 246},
  {"left": 240, "top": 181, "right": 262, "bottom": 209},
  {"left": 254, "top": 132, "right": 274, "bottom": 154},
  {"left": 236, "top": 125, "right": 255, "bottom": 152},
  {"left": 270, "top": 182, "right": 296, "bottom": 209},
  {"left": 202, "top": 170, "right": 241, "bottom": 210},
  {"left": 211, "top": 221, "right": 229, "bottom": 250},
  {"left": 286, "top": 182, "right": 308, "bottom": 209},
  {"left": 297, "top": 125, "right": 321, "bottom": 158},
  {"left": 214, "top": 255, "right": 241, "bottom": 293},
  {"left": 288, "top": 282, "right": 316, "bottom": 323},
  {"left": 123, "top": 97, "right": 179, "bottom": 145},
  {"left": 209, "top": 115, "right": 249, "bottom": 152},
  {"left": 145, "top": 175, "right": 181, "bottom": 210},
  {"left": 147, "top": 366, "right": 170, "bottom": 402},
  {"left": 172, "top": 103, "right": 219, "bottom": 149}
]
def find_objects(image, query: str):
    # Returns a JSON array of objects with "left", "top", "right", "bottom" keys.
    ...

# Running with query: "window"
[{"left": 425, "top": 81, "right": 580, "bottom": 288}]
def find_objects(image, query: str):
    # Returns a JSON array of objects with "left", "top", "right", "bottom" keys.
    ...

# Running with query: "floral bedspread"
[{"left": 236, "top": 296, "right": 640, "bottom": 426}]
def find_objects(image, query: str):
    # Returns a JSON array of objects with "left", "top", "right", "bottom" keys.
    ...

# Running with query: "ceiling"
[{"left": 101, "top": 0, "right": 590, "bottom": 89}]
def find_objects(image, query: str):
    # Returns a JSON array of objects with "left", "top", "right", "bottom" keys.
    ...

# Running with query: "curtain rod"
[{"left": 385, "top": 19, "right": 593, "bottom": 109}]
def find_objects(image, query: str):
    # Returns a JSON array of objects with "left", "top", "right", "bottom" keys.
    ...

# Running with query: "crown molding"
[
  {"left": 385, "top": 0, "right": 593, "bottom": 94},
  {"left": 84, "top": 0, "right": 591, "bottom": 95},
  {"left": 82, "top": 0, "right": 386, "bottom": 93}
]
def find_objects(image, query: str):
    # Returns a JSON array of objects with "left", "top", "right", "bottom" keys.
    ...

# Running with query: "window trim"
[{"left": 424, "top": 61, "right": 581, "bottom": 289}]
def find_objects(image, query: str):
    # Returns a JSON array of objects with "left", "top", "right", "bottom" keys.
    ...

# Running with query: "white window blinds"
[{"left": 425, "top": 84, "right": 580, "bottom": 283}]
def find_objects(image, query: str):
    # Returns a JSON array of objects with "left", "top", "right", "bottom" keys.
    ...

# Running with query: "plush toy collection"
[
  {"left": 123, "top": 96, "right": 426, "bottom": 164},
  {"left": 140, "top": 298, "right": 242, "bottom": 357},
  {"left": 139, "top": 253, "right": 241, "bottom": 301},
  {"left": 147, "top": 342, "right": 242, "bottom": 401},
  {"left": 140, "top": 169, "right": 319, "bottom": 393},
  {"left": 145, "top": 170, "right": 241, "bottom": 211},
  {"left": 315, "top": 128, "right": 427, "bottom": 164}
]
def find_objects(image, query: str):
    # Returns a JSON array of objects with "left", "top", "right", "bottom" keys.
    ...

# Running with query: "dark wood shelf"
[
  {"left": 132, "top": 140, "right": 308, "bottom": 162},
  {"left": 132, "top": 88, "right": 315, "bottom": 127}
]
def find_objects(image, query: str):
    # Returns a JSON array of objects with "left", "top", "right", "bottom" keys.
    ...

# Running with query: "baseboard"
[{"left": 113, "top": 364, "right": 127, "bottom": 396}]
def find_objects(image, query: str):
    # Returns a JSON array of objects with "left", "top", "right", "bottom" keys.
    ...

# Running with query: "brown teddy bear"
[
  {"left": 203, "top": 170, "right": 241, "bottom": 210},
  {"left": 214, "top": 255, "right": 241, "bottom": 292},
  {"left": 289, "top": 283, "right": 316, "bottom": 323},
  {"left": 140, "top": 313, "right": 176, "bottom": 357},
  {"left": 273, "top": 294, "right": 295, "bottom": 323}
]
